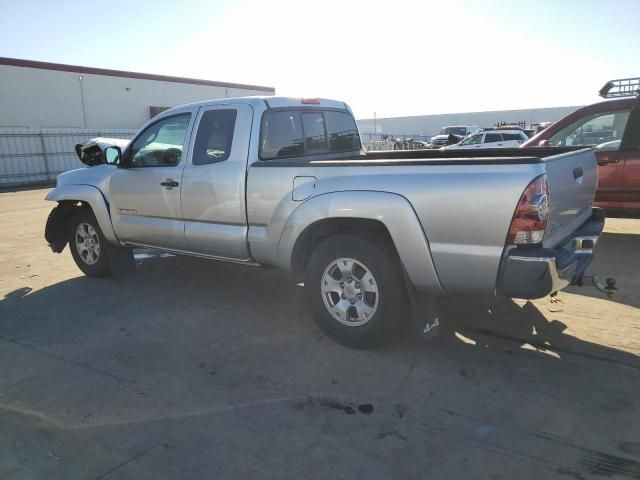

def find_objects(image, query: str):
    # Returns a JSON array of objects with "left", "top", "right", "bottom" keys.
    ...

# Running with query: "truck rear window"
[{"left": 260, "top": 109, "right": 360, "bottom": 159}]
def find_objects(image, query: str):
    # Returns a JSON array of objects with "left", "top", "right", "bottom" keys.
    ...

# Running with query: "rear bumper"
[{"left": 497, "top": 208, "right": 605, "bottom": 299}]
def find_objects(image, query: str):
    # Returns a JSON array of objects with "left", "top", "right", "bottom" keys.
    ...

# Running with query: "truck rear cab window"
[
  {"left": 193, "top": 109, "right": 237, "bottom": 165},
  {"left": 302, "top": 112, "right": 328, "bottom": 153},
  {"left": 325, "top": 111, "right": 361, "bottom": 152},
  {"left": 261, "top": 111, "right": 304, "bottom": 159},
  {"left": 260, "top": 109, "right": 360, "bottom": 160}
]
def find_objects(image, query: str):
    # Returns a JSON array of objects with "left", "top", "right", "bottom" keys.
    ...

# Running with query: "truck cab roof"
[{"left": 161, "top": 96, "right": 350, "bottom": 116}]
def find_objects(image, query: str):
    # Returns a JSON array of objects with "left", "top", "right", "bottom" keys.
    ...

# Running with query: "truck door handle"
[
  {"left": 597, "top": 156, "right": 619, "bottom": 165},
  {"left": 160, "top": 179, "right": 179, "bottom": 188},
  {"left": 573, "top": 167, "right": 583, "bottom": 180}
]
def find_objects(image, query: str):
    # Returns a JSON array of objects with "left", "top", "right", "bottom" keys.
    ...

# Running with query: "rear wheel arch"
[
  {"left": 279, "top": 191, "right": 444, "bottom": 294},
  {"left": 291, "top": 217, "right": 400, "bottom": 276}
]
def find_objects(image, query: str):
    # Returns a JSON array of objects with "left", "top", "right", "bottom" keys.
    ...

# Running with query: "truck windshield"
[{"left": 440, "top": 127, "right": 468, "bottom": 136}]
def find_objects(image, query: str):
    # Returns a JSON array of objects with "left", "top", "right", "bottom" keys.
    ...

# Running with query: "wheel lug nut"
[
  {"left": 340, "top": 282, "right": 344, "bottom": 288},
  {"left": 350, "top": 299, "right": 355, "bottom": 305},
  {"left": 341, "top": 294, "right": 346, "bottom": 299}
]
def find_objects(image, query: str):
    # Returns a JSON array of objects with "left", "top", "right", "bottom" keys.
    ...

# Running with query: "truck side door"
[
  {"left": 621, "top": 104, "right": 640, "bottom": 211},
  {"left": 108, "top": 111, "right": 195, "bottom": 249},
  {"left": 547, "top": 109, "right": 631, "bottom": 209},
  {"left": 180, "top": 104, "right": 253, "bottom": 260}
]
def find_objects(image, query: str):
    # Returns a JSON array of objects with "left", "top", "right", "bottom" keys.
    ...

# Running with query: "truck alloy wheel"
[
  {"left": 75, "top": 222, "right": 101, "bottom": 265},
  {"left": 68, "top": 208, "right": 113, "bottom": 278},
  {"left": 305, "top": 234, "right": 404, "bottom": 348},
  {"left": 321, "top": 257, "right": 379, "bottom": 326}
]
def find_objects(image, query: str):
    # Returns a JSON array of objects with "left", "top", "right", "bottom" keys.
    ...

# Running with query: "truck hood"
[{"left": 75, "top": 137, "right": 130, "bottom": 166}]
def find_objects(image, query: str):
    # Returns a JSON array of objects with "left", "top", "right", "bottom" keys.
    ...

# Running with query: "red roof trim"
[{"left": 0, "top": 57, "right": 275, "bottom": 93}]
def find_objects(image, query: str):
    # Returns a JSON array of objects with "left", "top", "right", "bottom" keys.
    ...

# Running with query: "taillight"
[
  {"left": 506, "top": 174, "right": 549, "bottom": 245},
  {"left": 301, "top": 98, "right": 320, "bottom": 104}
]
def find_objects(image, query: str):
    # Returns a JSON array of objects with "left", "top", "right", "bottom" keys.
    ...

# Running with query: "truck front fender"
[
  {"left": 278, "top": 191, "right": 444, "bottom": 294},
  {"left": 45, "top": 184, "right": 119, "bottom": 245}
]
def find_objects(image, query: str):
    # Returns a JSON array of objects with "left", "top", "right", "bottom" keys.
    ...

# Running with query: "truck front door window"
[
  {"left": 549, "top": 110, "right": 630, "bottom": 151},
  {"left": 130, "top": 114, "right": 191, "bottom": 167}
]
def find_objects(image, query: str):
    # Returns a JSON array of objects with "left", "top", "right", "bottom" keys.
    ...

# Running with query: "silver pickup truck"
[{"left": 45, "top": 97, "right": 608, "bottom": 347}]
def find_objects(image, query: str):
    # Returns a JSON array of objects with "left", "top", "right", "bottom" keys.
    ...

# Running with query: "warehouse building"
[
  {"left": 357, "top": 105, "right": 582, "bottom": 144},
  {"left": 0, "top": 57, "right": 275, "bottom": 129},
  {"left": 0, "top": 57, "right": 275, "bottom": 187}
]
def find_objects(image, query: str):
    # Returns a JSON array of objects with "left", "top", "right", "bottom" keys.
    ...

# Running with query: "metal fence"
[{"left": 0, "top": 128, "right": 136, "bottom": 188}]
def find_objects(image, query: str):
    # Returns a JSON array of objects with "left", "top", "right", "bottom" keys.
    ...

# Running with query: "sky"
[{"left": 1, "top": 0, "right": 638, "bottom": 119}]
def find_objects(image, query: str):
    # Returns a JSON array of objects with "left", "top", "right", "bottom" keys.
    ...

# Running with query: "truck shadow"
[
  {"left": 428, "top": 298, "right": 640, "bottom": 372},
  {"left": 562, "top": 231, "right": 640, "bottom": 309},
  {"left": 1, "top": 253, "right": 637, "bottom": 372},
  {"left": 1, "top": 253, "right": 639, "bottom": 480}
]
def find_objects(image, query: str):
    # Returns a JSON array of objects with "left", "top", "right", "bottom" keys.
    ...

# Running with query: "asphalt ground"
[{"left": 1, "top": 188, "right": 639, "bottom": 479}]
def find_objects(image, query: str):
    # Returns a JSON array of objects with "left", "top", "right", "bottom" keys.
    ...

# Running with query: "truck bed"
[
  {"left": 248, "top": 145, "right": 597, "bottom": 295},
  {"left": 251, "top": 146, "right": 587, "bottom": 167}
]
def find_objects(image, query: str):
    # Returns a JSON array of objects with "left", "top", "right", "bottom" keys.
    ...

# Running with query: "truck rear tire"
[
  {"left": 304, "top": 234, "right": 404, "bottom": 348},
  {"left": 68, "top": 208, "right": 113, "bottom": 278}
]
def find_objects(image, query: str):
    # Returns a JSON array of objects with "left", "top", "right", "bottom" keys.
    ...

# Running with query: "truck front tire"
[
  {"left": 304, "top": 234, "right": 404, "bottom": 348},
  {"left": 68, "top": 208, "right": 113, "bottom": 278}
]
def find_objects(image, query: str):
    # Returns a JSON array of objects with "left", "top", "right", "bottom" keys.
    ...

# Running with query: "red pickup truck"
[{"left": 523, "top": 78, "right": 640, "bottom": 213}]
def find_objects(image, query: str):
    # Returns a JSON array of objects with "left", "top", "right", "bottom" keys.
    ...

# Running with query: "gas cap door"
[{"left": 292, "top": 176, "right": 316, "bottom": 201}]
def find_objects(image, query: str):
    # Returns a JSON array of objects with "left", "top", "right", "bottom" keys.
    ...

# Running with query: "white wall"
[
  {"left": 0, "top": 128, "right": 136, "bottom": 186},
  {"left": 0, "top": 64, "right": 272, "bottom": 130}
]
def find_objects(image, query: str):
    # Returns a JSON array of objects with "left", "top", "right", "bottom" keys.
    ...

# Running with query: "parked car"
[
  {"left": 495, "top": 123, "right": 536, "bottom": 138},
  {"left": 430, "top": 125, "right": 481, "bottom": 147},
  {"left": 45, "top": 96, "right": 608, "bottom": 348},
  {"left": 523, "top": 77, "right": 640, "bottom": 213},
  {"left": 442, "top": 129, "right": 528, "bottom": 150},
  {"left": 392, "top": 138, "right": 430, "bottom": 150},
  {"left": 532, "top": 122, "right": 554, "bottom": 135}
]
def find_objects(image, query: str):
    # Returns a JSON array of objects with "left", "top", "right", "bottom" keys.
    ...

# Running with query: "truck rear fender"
[
  {"left": 278, "top": 191, "right": 445, "bottom": 294},
  {"left": 45, "top": 185, "right": 119, "bottom": 251}
]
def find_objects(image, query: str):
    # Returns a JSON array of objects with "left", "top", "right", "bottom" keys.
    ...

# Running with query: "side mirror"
[{"left": 104, "top": 146, "right": 122, "bottom": 166}]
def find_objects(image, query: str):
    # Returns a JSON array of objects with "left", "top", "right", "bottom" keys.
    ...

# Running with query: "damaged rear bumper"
[{"left": 497, "top": 208, "right": 605, "bottom": 299}]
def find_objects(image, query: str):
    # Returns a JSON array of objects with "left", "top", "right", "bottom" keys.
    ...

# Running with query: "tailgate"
[{"left": 543, "top": 148, "right": 597, "bottom": 248}]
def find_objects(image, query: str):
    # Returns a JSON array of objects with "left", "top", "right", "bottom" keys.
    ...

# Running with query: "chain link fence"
[{"left": 0, "top": 128, "right": 136, "bottom": 188}]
